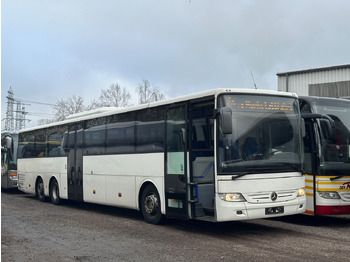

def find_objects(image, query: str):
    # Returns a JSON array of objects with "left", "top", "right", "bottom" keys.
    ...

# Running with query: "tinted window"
[
  {"left": 106, "top": 113, "right": 135, "bottom": 154},
  {"left": 84, "top": 118, "right": 106, "bottom": 155},
  {"left": 47, "top": 125, "right": 66, "bottom": 157},
  {"left": 18, "top": 132, "right": 35, "bottom": 158},
  {"left": 136, "top": 108, "right": 165, "bottom": 152},
  {"left": 18, "top": 129, "right": 47, "bottom": 158},
  {"left": 34, "top": 129, "right": 47, "bottom": 157}
]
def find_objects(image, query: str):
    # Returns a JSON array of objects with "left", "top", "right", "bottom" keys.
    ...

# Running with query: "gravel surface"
[{"left": 2, "top": 189, "right": 350, "bottom": 262}]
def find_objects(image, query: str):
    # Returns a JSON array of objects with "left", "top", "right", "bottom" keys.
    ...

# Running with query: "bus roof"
[
  {"left": 19, "top": 88, "right": 298, "bottom": 133},
  {"left": 299, "top": 95, "right": 350, "bottom": 104}
]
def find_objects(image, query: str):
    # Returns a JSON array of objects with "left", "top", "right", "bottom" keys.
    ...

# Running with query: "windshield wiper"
[
  {"left": 330, "top": 176, "right": 344, "bottom": 181},
  {"left": 231, "top": 169, "right": 267, "bottom": 180},
  {"left": 220, "top": 159, "right": 244, "bottom": 169},
  {"left": 231, "top": 172, "right": 253, "bottom": 180}
]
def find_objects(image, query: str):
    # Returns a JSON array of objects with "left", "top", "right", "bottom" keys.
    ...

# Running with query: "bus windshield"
[
  {"left": 313, "top": 99, "right": 350, "bottom": 171},
  {"left": 217, "top": 95, "right": 302, "bottom": 175},
  {"left": 1, "top": 133, "right": 18, "bottom": 169}
]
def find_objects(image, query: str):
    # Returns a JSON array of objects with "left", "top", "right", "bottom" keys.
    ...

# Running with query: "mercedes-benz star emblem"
[{"left": 271, "top": 192, "right": 278, "bottom": 201}]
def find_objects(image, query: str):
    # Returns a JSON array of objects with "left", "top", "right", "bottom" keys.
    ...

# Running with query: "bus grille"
[{"left": 245, "top": 190, "right": 297, "bottom": 203}]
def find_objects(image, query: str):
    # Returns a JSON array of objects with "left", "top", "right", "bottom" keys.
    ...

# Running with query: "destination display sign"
[{"left": 221, "top": 95, "right": 295, "bottom": 113}]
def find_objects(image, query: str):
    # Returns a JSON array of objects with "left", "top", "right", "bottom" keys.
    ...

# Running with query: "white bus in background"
[
  {"left": 300, "top": 96, "right": 350, "bottom": 215},
  {"left": 1, "top": 131, "right": 18, "bottom": 189},
  {"left": 17, "top": 88, "right": 306, "bottom": 224}
]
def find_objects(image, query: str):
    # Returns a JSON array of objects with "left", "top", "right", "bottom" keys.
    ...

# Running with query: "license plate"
[{"left": 265, "top": 206, "right": 284, "bottom": 215}]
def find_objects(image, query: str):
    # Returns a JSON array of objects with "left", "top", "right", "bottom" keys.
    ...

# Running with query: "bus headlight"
[
  {"left": 318, "top": 191, "right": 340, "bottom": 199},
  {"left": 297, "top": 187, "right": 305, "bottom": 197},
  {"left": 9, "top": 172, "right": 17, "bottom": 180},
  {"left": 219, "top": 193, "right": 246, "bottom": 202}
]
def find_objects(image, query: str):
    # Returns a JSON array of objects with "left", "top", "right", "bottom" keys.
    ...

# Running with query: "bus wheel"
[
  {"left": 141, "top": 184, "right": 163, "bottom": 224},
  {"left": 49, "top": 179, "right": 61, "bottom": 205},
  {"left": 36, "top": 177, "right": 46, "bottom": 202}
]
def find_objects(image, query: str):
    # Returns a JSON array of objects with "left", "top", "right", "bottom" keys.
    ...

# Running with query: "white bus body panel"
[
  {"left": 83, "top": 153, "right": 165, "bottom": 211},
  {"left": 216, "top": 172, "right": 306, "bottom": 221},
  {"left": 17, "top": 157, "right": 68, "bottom": 199},
  {"left": 18, "top": 154, "right": 165, "bottom": 213}
]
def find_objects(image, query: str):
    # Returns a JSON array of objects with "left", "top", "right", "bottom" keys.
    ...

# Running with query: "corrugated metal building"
[{"left": 277, "top": 64, "right": 350, "bottom": 99}]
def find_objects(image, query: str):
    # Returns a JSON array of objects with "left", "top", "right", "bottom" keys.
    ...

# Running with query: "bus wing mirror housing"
[
  {"left": 301, "top": 113, "right": 336, "bottom": 141},
  {"left": 214, "top": 107, "right": 233, "bottom": 134},
  {"left": 5, "top": 137, "right": 12, "bottom": 150},
  {"left": 319, "top": 119, "right": 336, "bottom": 141}
]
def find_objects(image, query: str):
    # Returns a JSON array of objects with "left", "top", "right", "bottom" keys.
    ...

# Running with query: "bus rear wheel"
[
  {"left": 141, "top": 184, "right": 163, "bottom": 224},
  {"left": 36, "top": 177, "right": 46, "bottom": 202},
  {"left": 49, "top": 178, "right": 61, "bottom": 205}
]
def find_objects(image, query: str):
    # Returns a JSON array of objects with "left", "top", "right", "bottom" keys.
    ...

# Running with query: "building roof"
[{"left": 277, "top": 64, "right": 350, "bottom": 77}]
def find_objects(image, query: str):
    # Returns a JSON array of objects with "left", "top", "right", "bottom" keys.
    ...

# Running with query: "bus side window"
[
  {"left": 47, "top": 125, "right": 67, "bottom": 157},
  {"left": 136, "top": 108, "right": 165, "bottom": 152},
  {"left": 18, "top": 132, "right": 35, "bottom": 158},
  {"left": 84, "top": 118, "right": 106, "bottom": 155},
  {"left": 106, "top": 112, "right": 135, "bottom": 154},
  {"left": 34, "top": 129, "right": 47, "bottom": 157}
]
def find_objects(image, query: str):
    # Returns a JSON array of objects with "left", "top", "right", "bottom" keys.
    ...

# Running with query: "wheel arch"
[
  {"left": 35, "top": 175, "right": 45, "bottom": 194},
  {"left": 49, "top": 176, "right": 59, "bottom": 188},
  {"left": 138, "top": 180, "right": 164, "bottom": 214}
]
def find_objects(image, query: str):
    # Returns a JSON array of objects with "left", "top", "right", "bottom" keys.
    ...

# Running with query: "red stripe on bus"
[{"left": 315, "top": 205, "right": 350, "bottom": 215}]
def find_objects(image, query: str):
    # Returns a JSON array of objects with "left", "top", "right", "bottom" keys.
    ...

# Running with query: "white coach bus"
[{"left": 17, "top": 89, "right": 306, "bottom": 224}]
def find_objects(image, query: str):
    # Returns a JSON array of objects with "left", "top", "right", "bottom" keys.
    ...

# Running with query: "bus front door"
[
  {"left": 165, "top": 105, "right": 188, "bottom": 219},
  {"left": 67, "top": 124, "right": 84, "bottom": 202}
]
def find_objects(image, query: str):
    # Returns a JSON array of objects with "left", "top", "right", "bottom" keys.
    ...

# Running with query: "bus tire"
[
  {"left": 141, "top": 184, "right": 163, "bottom": 225},
  {"left": 35, "top": 177, "right": 46, "bottom": 202},
  {"left": 49, "top": 178, "right": 61, "bottom": 205}
]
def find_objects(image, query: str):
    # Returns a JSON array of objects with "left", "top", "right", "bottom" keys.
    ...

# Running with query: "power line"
[
  {"left": 2, "top": 87, "right": 56, "bottom": 131},
  {"left": 27, "top": 112, "right": 54, "bottom": 117},
  {"left": 16, "top": 98, "right": 55, "bottom": 106}
]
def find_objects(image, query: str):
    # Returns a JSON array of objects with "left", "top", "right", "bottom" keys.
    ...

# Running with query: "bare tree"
[
  {"left": 37, "top": 118, "right": 55, "bottom": 126},
  {"left": 136, "top": 80, "right": 165, "bottom": 104},
  {"left": 86, "top": 98, "right": 100, "bottom": 111},
  {"left": 54, "top": 95, "right": 85, "bottom": 121},
  {"left": 98, "top": 83, "right": 131, "bottom": 107}
]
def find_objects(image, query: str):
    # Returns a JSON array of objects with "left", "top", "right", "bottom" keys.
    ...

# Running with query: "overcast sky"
[{"left": 2, "top": 0, "right": 350, "bottom": 128}]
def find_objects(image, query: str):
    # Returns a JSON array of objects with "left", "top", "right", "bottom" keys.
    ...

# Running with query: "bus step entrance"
[
  {"left": 194, "top": 203, "right": 205, "bottom": 217},
  {"left": 203, "top": 207, "right": 214, "bottom": 216},
  {"left": 194, "top": 203, "right": 215, "bottom": 217}
]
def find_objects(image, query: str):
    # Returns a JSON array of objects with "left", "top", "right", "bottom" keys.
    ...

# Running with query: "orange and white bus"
[{"left": 300, "top": 96, "right": 350, "bottom": 215}]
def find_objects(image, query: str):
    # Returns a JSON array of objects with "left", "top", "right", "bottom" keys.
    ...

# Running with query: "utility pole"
[
  {"left": 3, "top": 87, "right": 29, "bottom": 131},
  {"left": 5, "top": 87, "right": 15, "bottom": 131}
]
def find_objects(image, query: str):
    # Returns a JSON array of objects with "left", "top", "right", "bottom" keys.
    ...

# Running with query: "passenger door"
[
  {"left": 165, "top": 105, "right": 188, "bottom": 219},
  {"left": 189, "top": 102, "right": 215, "bottom": 218},
  {"left": 67, "top": 123, "right": 84, "bottom": 202}
]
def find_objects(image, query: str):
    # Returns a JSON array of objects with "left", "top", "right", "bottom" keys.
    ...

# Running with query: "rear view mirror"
[
  {"left": 320, "top": 119, "right": 336, "bottom": 142},
  {"left": 220, "top": 107, "right": 233, "bottom": 134},
  {"left": 5, "top": 136, "right": 12, "bottom": 150},
  {"left": 301, "top": 113, "right": 336, "bottom": 141}
]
